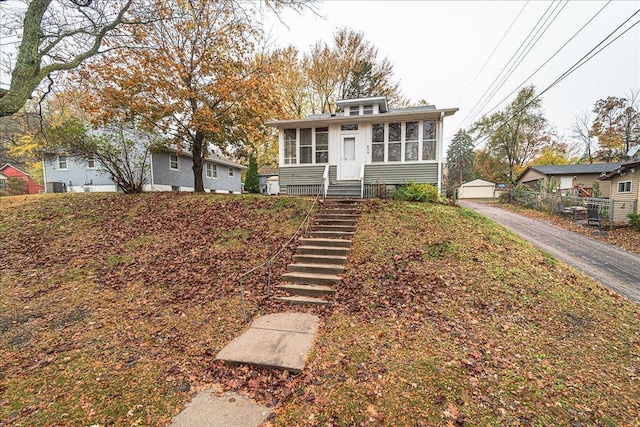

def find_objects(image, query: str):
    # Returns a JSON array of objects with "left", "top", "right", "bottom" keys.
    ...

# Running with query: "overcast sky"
[{"left": 265, "top": 0, "right": 640, "bottom": 147}]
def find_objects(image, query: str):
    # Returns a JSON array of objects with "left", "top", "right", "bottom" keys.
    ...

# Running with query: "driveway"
[{"left": 459, "top": 200, "right": 640, "bottom": 304}]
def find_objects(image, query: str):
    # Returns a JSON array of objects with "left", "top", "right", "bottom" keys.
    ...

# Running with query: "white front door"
[{"left": 339, "top": 135, "right": 360, "bottom": 180}]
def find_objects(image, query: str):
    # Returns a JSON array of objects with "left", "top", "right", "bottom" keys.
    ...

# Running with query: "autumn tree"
[
  {"left": 445, "top": 129, "right": 475, "bottom": 191},
  {"left": 0, "top": 0, "right": 137, "bottom": 118},
  {"left": 591, "top": 96, "right": 626, "bottom": 162},
  {"left": 471, "top": 86, "right": 548, "bottom": 184},
  {"left": 80, "top": 0, "right": 286, "bottom": 192},
  {"left": 277, "top": 28, "right": 405, "bottom": 116},
  {"left": 473, "top": 149, "right": 509, "bottom": 184},
  {"left": 620, "top": 89, "right": 640, "bottom": 155}
]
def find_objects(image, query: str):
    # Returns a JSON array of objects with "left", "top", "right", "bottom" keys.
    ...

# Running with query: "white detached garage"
[{"left": 458, "top": 179, "right": 496, "bottom": 199}]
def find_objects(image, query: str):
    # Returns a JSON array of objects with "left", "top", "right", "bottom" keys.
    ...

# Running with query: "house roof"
[
  {"left": 266, "top": 106, "right": 458, "bottom": 127},
  {"left": 460, "top": 179, "right": 495, "bottom": 187},
  {"left": 335, "top": 96, "right": 388, "bottom": 113},
  {"left": 600, "top": 159, "right": 640, "bottom": 180},
  {"left": 0, "top": 163, "right": 30, "bottom": 177},
  {"left": 517, "top": 163, "right": 624, "bottom": 181}
]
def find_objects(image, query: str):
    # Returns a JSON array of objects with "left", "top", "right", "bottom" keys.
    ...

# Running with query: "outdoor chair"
[
  {"left": 587, "top": 207, "right": 601, "bottom": 226},
  {"left": 556, "top": 202, "right": 571, "bottom": 215}
]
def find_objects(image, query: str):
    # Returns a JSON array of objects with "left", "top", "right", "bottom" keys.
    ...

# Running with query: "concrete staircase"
[
  {"left": 326, "top": 181, "right": 361, "bottom": 199},
  {"left": 274, "top": 199, "right": 361, "bottom": 305}
]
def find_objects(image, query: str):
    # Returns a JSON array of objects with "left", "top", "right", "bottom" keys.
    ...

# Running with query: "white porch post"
[{"left": 437, "top": 112, "right": 444, "bottom": 194}]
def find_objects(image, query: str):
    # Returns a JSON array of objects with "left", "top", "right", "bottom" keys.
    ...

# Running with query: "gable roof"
[
  {"left": 460, "top": 179, "right": 495, "bottom": 187},
  {"left": 600, "top": 159, "right": 640, "bottom": 180},
  {"left": 0, "top": 164, "right": 30, "bottom": 177},
  {"left": 163, "top": 147, "right": 246, "bottom": 170},
  {"left": 517, "top": 163, "right": 624, "bottom": 181}
]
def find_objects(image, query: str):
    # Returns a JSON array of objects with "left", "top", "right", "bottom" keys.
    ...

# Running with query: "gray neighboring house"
[
  {"left": 516, "top": 163, "right": 624, "bottom": 198},
  {"left": 43, "top": 146, "right": 245, "bottom": 194},
  {"left": 266, "top": 96, "right": 458, "bottom": 197}
]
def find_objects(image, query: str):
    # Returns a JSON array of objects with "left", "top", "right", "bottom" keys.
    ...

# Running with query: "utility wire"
[
  {"left": 482, "top": 0, "right": 612, "bottom": 118},
  {"left": 472, "top": 8, "right": 640, "bottom": 149},
  {"left": 464, "top": 0, "right": 568, "bottom": 128},
  {"left": 454, "top": 1, "right": 529, "bottom": 106},
  {"left": 461, "top": 0, "right": 568, "bottom": 131}
]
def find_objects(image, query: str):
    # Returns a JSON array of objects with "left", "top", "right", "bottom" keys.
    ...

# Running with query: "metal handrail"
[
  {"left": 322, "top": 165, "right": 330, "bottom": 198},
  {"left": 237, "top": 182, "right": 325, "bottom": 322},
  {"left": 359, "top": 164, "right": 365, "bottom": 199}
]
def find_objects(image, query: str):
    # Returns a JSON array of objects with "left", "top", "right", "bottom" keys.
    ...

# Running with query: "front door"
[{"left": 339, "top": 135, "right": 360, "bottom": 180}]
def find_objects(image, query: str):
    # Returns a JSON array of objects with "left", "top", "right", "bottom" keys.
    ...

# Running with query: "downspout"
[
  {"left": 42, "top": 157, "right": 47, "bottom": 193},
  {"left": 149, "top": 152, "right": 154, "bottom": 191},
  {"left": 437, "top": 111, "right": 444, "bottom": 195}
]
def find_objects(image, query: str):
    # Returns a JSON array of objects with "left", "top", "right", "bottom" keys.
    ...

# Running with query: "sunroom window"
[
  {"left": 388, "top": 123, "right": 401, "bottom": 162},
  {"left": 405, "top": 122, "right": 419, "bottom": 161},
  {"left": 284, "top": 129, "right": 296, "bottom": 164},
  {"left": 372, "top": 124, "right": 385, "bottom": 162},
  {"left": 422, "top": 120, "right": 437, "bottom": 160},
  {"left": 315, "top": 127, "right": 328, "bottom": 163},
  {"left": 300, "top": 128, "right": 312, "bottom": 164}
]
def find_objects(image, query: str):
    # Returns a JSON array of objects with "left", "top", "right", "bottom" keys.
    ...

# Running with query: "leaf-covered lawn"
[
  {"left": 1, "top": 195, "right": 639, "bottom": 426},
  {"left": 0, "top": 193, "right": 312, "bottom": 426}
]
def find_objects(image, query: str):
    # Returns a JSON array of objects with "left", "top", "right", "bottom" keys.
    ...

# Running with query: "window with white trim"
[
  {"left": 228, "top": 167, "right": 234, "bottom": 177},
  {"left": 349, "top": 106, "right": 359, "bottom": 116},
  {"left": 422, "top": 120, "right": 437, "bottom": 160},
  {"left": 618, "top": 181, "right": 632, "bottom": 193},
  {"left": 169, "top": 154, "right": 179, "bottom": 170},
  {"left": 315, "top": 127, "right": 328, "bottom": 163},
  {"left": 206, "top": 163, "right": 217, "bottom": 178},
  {"left": 363, "top": 104, "right": 373, "bottom": 115},
  {"left": 388, "top": 122, "right": 401, "bottom": 162},
  {"left": 405, "top": 122, "right": 419, "bottom": 161},
  {"left": 300, "top": 128, "right": 312, "bottom": 164},
  {"left": 58, "top": 155, "right": 68, "bottom": 170},
  {"left": 284, "top": 129, "right": 296, "bottom": 165},
  {"left": 0, "top": 178, "right": 6, "bottom": 191},
  {"left": 87, "top": 154, "right": 95, "bottom": 169},
  {"left": 372, "top": 123, "right": 385, "bottom": 162}
]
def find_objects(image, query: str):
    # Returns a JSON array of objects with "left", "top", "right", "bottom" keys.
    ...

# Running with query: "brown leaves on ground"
[{"left": 2, "top": 195, "right": 639, "bottom": 426}]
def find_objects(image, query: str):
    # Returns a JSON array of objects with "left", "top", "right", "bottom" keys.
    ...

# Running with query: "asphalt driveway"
[{"left": 459, "top": 200, "right": 640, "bottom": 304}]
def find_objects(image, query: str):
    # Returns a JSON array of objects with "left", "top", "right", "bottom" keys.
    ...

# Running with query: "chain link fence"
[{"left": 504, "top": 189, "right": 637, "bottom": 229}]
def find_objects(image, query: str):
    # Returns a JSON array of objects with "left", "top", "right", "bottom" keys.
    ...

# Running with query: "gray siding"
[
  {"left": 44, "top": 155, "right": 118, "bottom": 186},
  {"left": 279, "top": 165, "right": 326, "bottom": 187},
  {"left": 364, "top": 163, "right": 438, "bottom": 185},
  {"left": 151, "top": 152, "right": 242, "bottom": 192}
]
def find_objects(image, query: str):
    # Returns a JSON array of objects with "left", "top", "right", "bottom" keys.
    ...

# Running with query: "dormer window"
[
  {"left": 363, "top": 105, "right": 373, "bottom": 115},
  {"left": 349, "top": 107, "right": 359, "bottom": 116}
]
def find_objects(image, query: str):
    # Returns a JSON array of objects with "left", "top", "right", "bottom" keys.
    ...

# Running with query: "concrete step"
[
  {"left": 309, "top": 230, "right": 355, "bottom": 239},
  {"left": 288, "top": 262, "right": 344, "bottom": 275},
  {"left": 272, "top": 295, "right": 331, "bottom": 306},
  {"left": 276, "top": 283, "right": 336, "bottom": 297},
  {"left": 323, "top": 198, "right": 360, "bottom": 204},
  {"left": 281, "top": 271, "right": 340, "bottom": 285},
  {"left": 310, "top": 224, "right": 357, "bottom": 232},
  {"left": 313, "top": 218, "right": 358, "bottom": 226},
  {"left": 315, "top": 214, "right": 361, "bottom": 221},
  {"left": 293, "top": 254, "right": 348, "bottom": 265},
  {"left": 319, "top": 208, "right": 361, "bottom": 215},
  {"left": 297, "top": 245, "right": 350, "bottom": 256},
  {"left": 299, "top": 237, "right": 352, "bottom": 248}
]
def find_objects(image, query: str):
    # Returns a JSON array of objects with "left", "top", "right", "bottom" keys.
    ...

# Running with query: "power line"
[
  {"left": 454, "top": 1, "right": 529, "bottom": 107},
  {"left": 482, "top": 0, "right": 612, "bottom": 119},
  {"left": 472, "top": 8, "right": 640, "bottom": 149},
  {"left": 460, "top": 0, "right": 568, "bottom": 131}
]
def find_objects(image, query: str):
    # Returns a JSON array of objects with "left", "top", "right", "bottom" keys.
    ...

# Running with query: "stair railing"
[
  {"left": 237, "top": 182, "right": 325, "bottom": 322},
  {"left": 322, "top": 164, "right": 329, "bottom": 198},
  {"left": 359, "top": 164, "right": 365, "bottom": 199}
]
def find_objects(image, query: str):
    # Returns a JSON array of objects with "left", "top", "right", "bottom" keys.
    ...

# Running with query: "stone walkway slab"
[
  {"left": 215, "top": 312, "right": 319, "bottom": 373},
  {"left": 170, "top": 390, "right": 268, "bottom": 427}
]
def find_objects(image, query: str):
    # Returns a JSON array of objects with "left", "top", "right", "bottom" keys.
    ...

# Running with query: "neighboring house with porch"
[
  {"left": 516, "top": 163, "right": 623, "bottom": 198},
  {"left": 0, "top": 164, "right": 44, "bottom": 194},
  {"left": 600, "top": 159, "right": 640, "bottom": 223},
  {"left": 43, "top": 149, "right": 245, "bottom": 193},
  {"left": 266, "top": 96, "right": 458, "bottom": 198}
]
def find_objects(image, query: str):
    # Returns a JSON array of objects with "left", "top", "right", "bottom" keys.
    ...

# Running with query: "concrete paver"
[
  {"left": 215, "top": 312, "right": 319, "bottom": 373},
  {"left": 170, "top": 390, "right": 268, "bottom": 427}
]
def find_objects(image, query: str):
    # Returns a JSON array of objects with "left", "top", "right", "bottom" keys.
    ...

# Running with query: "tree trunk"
[{"left": 192, "top": 131, "right": 205, "bottom": 192}]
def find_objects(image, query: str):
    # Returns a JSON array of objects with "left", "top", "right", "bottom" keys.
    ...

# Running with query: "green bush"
[
  {"left": 392, "top": 181, "right": 441, "bottom": 203},
  {"left": 628, "top": 213, "right": 640, "bottom": 230}
]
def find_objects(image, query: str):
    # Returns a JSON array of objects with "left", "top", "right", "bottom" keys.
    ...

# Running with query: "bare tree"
[
  {"left": 621, "top": 88, "right": 640, "bottom": 155},
  {"left": 571, "top": 111, "right": 596, "bottom": 164}
]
